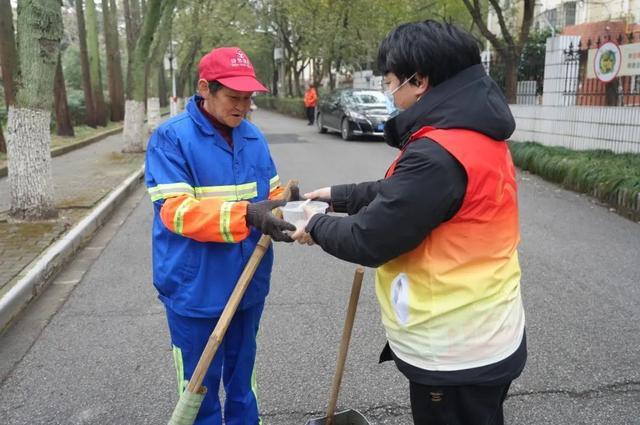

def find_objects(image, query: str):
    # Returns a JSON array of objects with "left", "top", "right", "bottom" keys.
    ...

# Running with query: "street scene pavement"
[{"left": 0, "top": 109, "right": 639, "bottom": 424}]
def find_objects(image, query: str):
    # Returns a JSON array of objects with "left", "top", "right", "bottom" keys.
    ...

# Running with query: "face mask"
[{"left": 384, "top": 72, "right": 417, "bottom": 113}]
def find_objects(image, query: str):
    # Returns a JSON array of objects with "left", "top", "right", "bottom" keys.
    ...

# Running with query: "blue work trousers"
[{"left": 166, "top": 301, "right": 264, "bottom": 425}]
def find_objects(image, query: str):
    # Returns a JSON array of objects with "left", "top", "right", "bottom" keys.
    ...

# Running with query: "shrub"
[
  {"left": 254, "top": 96, "right": 305, "bottom": 119},
  {"left": 509, "top": 141, "right": 640, "bottom": 220}
]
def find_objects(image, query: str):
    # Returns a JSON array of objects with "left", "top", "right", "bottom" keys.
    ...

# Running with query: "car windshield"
[{"left": 350, "top": 91, "right": 386, "bottom": 105}]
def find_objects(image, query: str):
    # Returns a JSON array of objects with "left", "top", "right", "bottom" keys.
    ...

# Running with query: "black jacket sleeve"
[
  {"left": 306, "top": 138, "right": 467, "bottom": 268},
  {"left": 331, "top": 181, "right": 382, "bottom": 214}
]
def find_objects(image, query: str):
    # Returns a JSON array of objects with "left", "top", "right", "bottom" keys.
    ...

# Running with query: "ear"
[
  {"left": 414, "top": 75, "right": 430, "bottom": 97},
  {"left": 197, "top": 79, "right": 210, "bottom": 97}
]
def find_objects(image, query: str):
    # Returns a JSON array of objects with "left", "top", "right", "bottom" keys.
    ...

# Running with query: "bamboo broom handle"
[
  {"left": 325, "top": 267, "right": 364, "bottom": 425},
  {"left": 185, "top": 180, "right": 295, "bottom": 393}
]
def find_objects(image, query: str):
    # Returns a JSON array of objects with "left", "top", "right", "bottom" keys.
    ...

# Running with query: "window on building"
[{"left": 564, "top": 2, "right": 577, "bottom": 27}]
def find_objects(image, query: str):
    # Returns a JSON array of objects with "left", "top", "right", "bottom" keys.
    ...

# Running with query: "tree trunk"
[
  {"left": 123, "top": 0, "right": 140, "bottom": 100},
  {"left": 502, "top": 50, "right": 519, "bottom": 104},
  {"left": 8, "top": 0, "right": 63, "bottom": 220},
  {"left": 54, "top": 53, "right": 74, "bottom": 137},
  {"left": 0, "top": 120, "right": 6, "bottom": 154},
  {"left": 0, "top": 0, "right": 18, "bottom": 108},
  {"left": 103, "top": 0, "right": 125, "bottom": 121},
  {"left": 85, "top": 0, "right": 107, "bottom": 126},
  {"left": 158, "top": 68, "right": 168, "bottom": 107},
  {"left": 123, "top": 0, "right": 163, "bottom": 152},
  {"left": 76, "top": 0, "right": 97, "bottom": 127}
]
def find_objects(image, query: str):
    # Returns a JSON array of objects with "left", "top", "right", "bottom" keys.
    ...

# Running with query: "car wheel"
[
  {"left": 341, "top": 118, "right": 353, "bottom": 141},
  {"left": 317, "top": 113, "right": 327, "bottom": 134}
]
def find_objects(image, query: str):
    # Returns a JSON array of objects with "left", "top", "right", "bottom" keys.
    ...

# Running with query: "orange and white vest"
[{"left": 376, "top": 126, "right": 525, "bottom": 371}]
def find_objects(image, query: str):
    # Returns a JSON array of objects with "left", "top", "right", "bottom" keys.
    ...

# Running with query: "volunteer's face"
[
  {"left": 200, "top": 82, "right": 253, "bottom": 128},
  {"left": 383, "top": 72, "right": 429, "bottom": 111}
]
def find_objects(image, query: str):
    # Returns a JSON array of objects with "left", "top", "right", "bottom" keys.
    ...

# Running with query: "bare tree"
[
  {"left": 7, "top": 0, "right": 63, "bottom": 220},
  {"left": 75, "top": 0, "right": 98, "bottom": 127},
  {"left": 461, "top": 0, "right": 535, "bottom": 103}
]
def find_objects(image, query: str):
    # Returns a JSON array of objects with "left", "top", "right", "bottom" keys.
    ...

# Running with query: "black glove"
[
  {"left": 288, "top": 183, "right": 301, "bottom": 202},
  {"left": 246, "top": 199, "right": 296, "bottom": 242}
]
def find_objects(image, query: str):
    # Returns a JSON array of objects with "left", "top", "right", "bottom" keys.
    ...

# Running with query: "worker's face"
[{"left": 198, "top": 80, "right": 253, "bottom": 128}]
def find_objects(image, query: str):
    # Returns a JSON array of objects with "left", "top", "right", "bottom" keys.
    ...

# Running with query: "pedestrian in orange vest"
[{"left": 303, "top": 83, "right": 318, "bottom": 125}]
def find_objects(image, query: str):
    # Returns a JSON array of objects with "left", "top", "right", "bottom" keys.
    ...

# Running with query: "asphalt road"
[{"left": 0, "top": 109, "right": 638, "bottom": 424}]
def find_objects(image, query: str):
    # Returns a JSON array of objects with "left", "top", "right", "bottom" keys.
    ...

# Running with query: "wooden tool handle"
[
  {"left": 325, "top": 267, "right": 364, "bottom": 425},
  {"left": 185, "top": 180, "right": 296, "bottom": 393}
]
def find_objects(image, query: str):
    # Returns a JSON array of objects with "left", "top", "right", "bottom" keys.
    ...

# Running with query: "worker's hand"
[
  {"left": 291, "top": 205, "right": 319, "bottom": 246},
  {"left": 287, "top": 182, "right": 301, "bottom": 202},
  {"left": 246, "top": 199, "right": 296, "bottom": 242}
]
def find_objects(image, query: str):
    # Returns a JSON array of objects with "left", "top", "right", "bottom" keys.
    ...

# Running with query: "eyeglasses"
[{"left": 382, "top": 73, "right": 417, "bottom": 94}]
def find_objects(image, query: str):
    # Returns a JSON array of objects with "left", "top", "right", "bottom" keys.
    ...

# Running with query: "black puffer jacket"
[{"left": 306, "top": 64, "right": 515, "bottom": 268}]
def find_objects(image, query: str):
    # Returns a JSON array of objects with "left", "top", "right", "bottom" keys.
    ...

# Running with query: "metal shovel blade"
[{"left": 305, "top": 409, "right": 371, "bottom": 425}]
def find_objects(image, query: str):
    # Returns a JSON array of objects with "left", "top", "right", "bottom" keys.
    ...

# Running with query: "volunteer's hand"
[
  {"left": 303, "top": 187, "right": 331, "bottom": 203},
  {"left": 291, "top": 205, "right": 319, "bottom": 246},
  {"left": 246, "top": 199, "right": 296, "bottom": 242}
]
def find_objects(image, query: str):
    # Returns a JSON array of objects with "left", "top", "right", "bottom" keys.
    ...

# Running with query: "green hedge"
[
  {"left": 253, "top": 96, "right": 306, "bottom": 119},
  {"left": 509, "top": 141, "right": 640, "bottom": 221}
]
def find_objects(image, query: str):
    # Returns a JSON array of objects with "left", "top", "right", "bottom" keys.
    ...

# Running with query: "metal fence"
[{"left": 562, "top": 33, "right": 640, "bottom": 107}]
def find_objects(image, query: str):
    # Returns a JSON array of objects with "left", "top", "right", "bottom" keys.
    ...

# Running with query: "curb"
[{"left": 0, "top": 165, "right": 145, "bottom": 332}]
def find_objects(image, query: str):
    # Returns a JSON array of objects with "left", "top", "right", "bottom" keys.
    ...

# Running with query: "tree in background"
[
  {"left": 461, "top": 0, "right": 535, "bottom": 103},
  {"left": 146, "top": 0, "right": 176, "bottom": 133},
  {"left": 102, "top": 0, "right": 125, "bottom": 121},
  {"left": 85, "top": 0, "right": 107, "bottom": 126},
  {"left": 54, "top": 52, "right": 75, "bottom": 136},
  {"left": 0, "top": 0, "right": 18, "bottom": 154},
  {"left": 75, "top": 0, "right": 97, "bottom": 127},
  {"left": 7, "top": 0, "right": 63, "bottom": 220},
  {"left": 122, "top": 0, "right": 163, "bottom": 153},
  {"left": 123, "top": 0, "right": 142, "bottom": 100}
]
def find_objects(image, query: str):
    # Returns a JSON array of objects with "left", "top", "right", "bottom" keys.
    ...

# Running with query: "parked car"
[{"left": 316, "top": 88, "right": 391, "bottom": 140}]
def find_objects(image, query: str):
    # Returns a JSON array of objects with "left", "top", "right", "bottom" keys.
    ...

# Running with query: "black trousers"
[
  {"left": 305, "top": 106, "right": 315, "bottom": 124},
  {"left": 409, "top": 381, "right": 511, "bottom": 425}
]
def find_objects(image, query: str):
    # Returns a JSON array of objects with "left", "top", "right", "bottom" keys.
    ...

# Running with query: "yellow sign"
[{"left": 587, "top": 42, "right": 640, "bottom": 79}]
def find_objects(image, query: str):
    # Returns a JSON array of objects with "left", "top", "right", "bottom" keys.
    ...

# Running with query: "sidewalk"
[{"left": 0, "top": 130, "right": 146, "bottom": 330}]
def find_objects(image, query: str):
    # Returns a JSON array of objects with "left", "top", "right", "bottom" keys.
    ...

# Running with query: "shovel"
[
  {"left": 305, "top": 267, "right": 371, "bottom": 425},
  {"left": 167, "top": 181, "right": 295, "bottom": 425}
]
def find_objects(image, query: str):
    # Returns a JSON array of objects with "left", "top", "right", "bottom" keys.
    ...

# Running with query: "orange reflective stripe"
[{"left": 160, "top": 195, "right": 250, "bottom": 243}]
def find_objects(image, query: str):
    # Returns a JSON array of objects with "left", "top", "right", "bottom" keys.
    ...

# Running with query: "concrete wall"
[{"left": 510, "top": 104, "right": 640, "bottom": 153}]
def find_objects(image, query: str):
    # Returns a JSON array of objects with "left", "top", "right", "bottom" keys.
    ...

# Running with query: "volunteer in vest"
[
  {"left": 145, "top": 46, "right": 296, "bottom": 425},
  {"left": 292, "top": 21, "right": 526, "bottom": 425}
]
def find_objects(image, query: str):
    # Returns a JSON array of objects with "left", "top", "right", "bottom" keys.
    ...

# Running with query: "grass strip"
[{"left": 509, "top": 141, "right": 640, "bottom": 221}]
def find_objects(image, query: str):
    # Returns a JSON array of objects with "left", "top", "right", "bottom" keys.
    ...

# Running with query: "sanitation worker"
[
  {"left": 292, "top": 20, "right": 526, "bottom": 425},
  {"left": 303, "top": 83, "right": 318, "bottom": 125},
  {"left": 145, "top": 46, "right": 296, "bottom": 425}
]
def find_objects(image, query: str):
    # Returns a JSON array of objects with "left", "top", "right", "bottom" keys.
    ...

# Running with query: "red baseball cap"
[{"left": 198, "top": 47, "right": 269, "bottom": 93}]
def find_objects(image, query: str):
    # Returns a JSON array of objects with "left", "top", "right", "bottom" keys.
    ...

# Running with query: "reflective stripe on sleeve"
[
  {"left": 219, "top": 202, "right": 235, "bottom": 243},
  {"left": 148, "top": 183, "right": 195, "bottom": 202},
  {"left": 173, "top": 197, "right": 197, "bottom": 235},
  {"left": 269, "top": 175, "right": 280, "bottom": 191}
]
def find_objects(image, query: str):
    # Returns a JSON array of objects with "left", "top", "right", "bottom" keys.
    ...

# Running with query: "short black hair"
[
  {"left": 377, "top": 20, "right": 481, "bottom": 87},
  {"left": 208, "top": 80, "right": 224, "bottom": 93}
]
